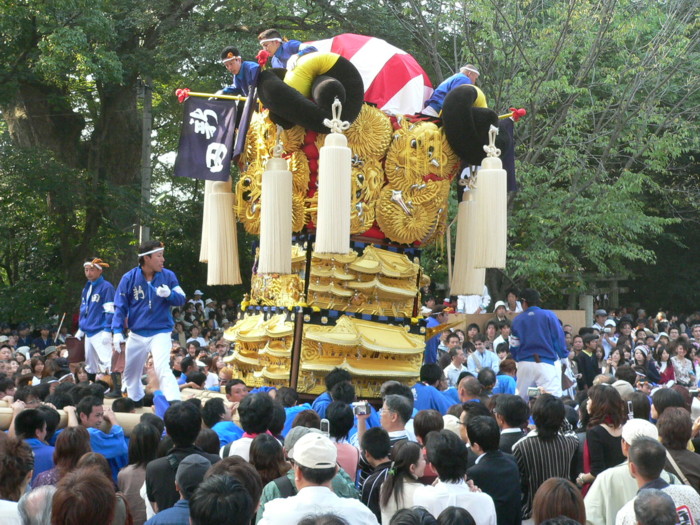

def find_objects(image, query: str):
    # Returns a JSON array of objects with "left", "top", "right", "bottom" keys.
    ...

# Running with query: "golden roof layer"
[
  {"left": 301, "top": 358, "right": 419, "bottom": 377},
  {"left": 303, "top": 316, "right": 424, "bottom": 353},
  {"left": 348, "top": 245, "right": 419, "bottom": 279}
]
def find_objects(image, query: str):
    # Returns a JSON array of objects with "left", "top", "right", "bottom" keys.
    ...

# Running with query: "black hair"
[
  {"left": 0, "top": 377, "right": 15, "bottom": 393},
  {"left": 461, "top": 401, "right": 491, "bottom": 422},
  {"left": 268, "top": 401, "right": 286, "bottom": 436},
  {"left": 532, "top": 394, "right": 565, "bottom": 441},
  {"left": 425, "top": 430, "right": 469, "bottom": 482},
  {"left": 202, "top": 397, "right": 227, "bottom": 428},
  {"left": 633, "top": 488, "right": 677, "bottom": 525},
  {"left": 628, "top": 391, "right": 651, "bottom": 420},
  {"left": 330, "top": 381, "right": 356, "bottom": 404},
  {"left": 382, "top": 382, "right": 415, "bottom": 405},
  {"left": 36, "top": 405, "right": 60, "bottom": 442},
  {"left": 413, "top": 409, "right": 444, "bottom": 443},
  {"left": 419, "top": 364, "right": 443, "bottom": 385},
  {"left": 380, "top": 441, "right": 422, "bottom": 509},
  {"left": 325, "top": 368, "right": 352, "bottom": 392},
  {"left": 298, "top": 464, "right": 337, "bottom": 484},
  {"left": 614, "top": 365, "right": 637, "bottom": 386},
  {"left": 14, "top": 408, "right": 45, "bottom": 440},
  {"left": 436, "top": 507, "right": 476, "bottom": 525},
  {"left": 445, "top": 333, "right": 460, "bottom": 344},
  {"left": 180, "top": 356, "right": 196, "bottom": 374},
  {"left": 140, "top": 412, "right": 165, "bottom": 435},
  {"left": 361, "top": 427, "right": 391, "bottom": 460},
  {"left": 220, "top": 46, "right": 241, "bottom": 60},
  {"left": 651, "top": 388, "right": 685, "bottom": 417},
  {"left": 257, "top": 28, "right": 283, "bottom": 41},
  {"left": 195, "top": 428, "right": 221, "bottom": 454},
  {"left": 164, "top": 401, "right": 202, "bottom": 447},
  {"left": 298, "top": 515, "right": 350, "bottom": 525},
  {"left": 471, "top": 333, "right": 487, "bottom": 343},
  {"left": 188, "top": 371, "right": 207, "bottom": 388},
  {"left": 138, "top": 240, "right": 164, "bottom": 267},
  {"left": 75, "top": 395, "right": 102, "bottom": 421},
  {"left": 128, "top": 422, "right": 160, "bottom": 467},
  {"left": 239, "top": 393, "right": 274, "bottom": 434},
  {"left": 13, "top": 385, "right": 36, "bottom": 402},
  {"left": 277, "top": 387, "right": 299, "bottom": 408},
  {"left": 225, "top": 379, "right": 246, "bottom": 396},
  {"left": 44, "top": 392, "right": 72, "bottom": 410},
  {"left": 326, "top": 401, "right": 354, "bottom": 440},
  {"left": 477, "top": 368, "right": 496, "bottom": 389},
  {"left": 388, "top": 507, "right": 438, "bottom": 525},
  {"left": 629, "top": 437, "right": 667, "bottom": 479},
  {"left": 384, "top": 394, "right": 413, "bottom": 425},
  {"left": 111, "top": 397, "right": 136, "bottom": 413},
  {"left": 189, "top": 474, "right": 254, "bottom": 525},
  {"left": 466, "top": 415, "right": 500, "bottom": 452}
]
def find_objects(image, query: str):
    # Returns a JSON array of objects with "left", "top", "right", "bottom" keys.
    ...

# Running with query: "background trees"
[{"left": 0, "top": 0, "right": 697, "bottom": 322}]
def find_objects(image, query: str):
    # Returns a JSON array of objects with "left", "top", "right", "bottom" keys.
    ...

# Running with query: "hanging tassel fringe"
[
  {"left": 473, "top": 126, "right": 507, "bottom": 269},
  {"left": 199, "top": 180, "right": 213, "bottom": 263},
  {"left": 450, "top": 192, "right": 486, "bottom": 295},
  {"left": 258, "top": 155, "right": 293, "bottom": 274},
  {"left": 315, "top": 99, "right": 351, "bottom": 254},
  {"left": 206, "top": 179, "right": 242, "bottom": 285}
]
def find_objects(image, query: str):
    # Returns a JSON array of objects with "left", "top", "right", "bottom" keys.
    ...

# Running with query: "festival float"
[{"left": 174, "top": 33, "right": 525, "bottom": 398}]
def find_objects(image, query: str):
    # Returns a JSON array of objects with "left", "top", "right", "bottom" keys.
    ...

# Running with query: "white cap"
[
  {"left": 193, "top": 290, "right": 204, "bottom": 296},
  {"left": 291, "top": 432, "right": 337, "bottom": 469},
  {"left": 493, "top": 301, "right": 506, "bottom": 312},
  {"left": 621, "top": 418, "right": 658, "bottom": 444}
]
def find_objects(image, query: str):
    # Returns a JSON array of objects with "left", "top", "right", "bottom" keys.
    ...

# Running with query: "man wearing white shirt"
[
  {"left": 492, "top": 320, "right": 512, "bottom": 352},
  {"left": 444, "top": 347, "right": 467, "bottom": 388},
  {"left": 258, "top": 432, "right": 379, "bottom": 525},
  {"left": 186, "top": 326, "right": 206, "bottom": 347},
  {"left": 413, "top": 429, "right": 497, "bottom": 523},
  {"left": 457, "top": 285, "right": 491, "bottom": 314},
  {"left": 466, "top": 334, "right": 499, "bottom": 374}
]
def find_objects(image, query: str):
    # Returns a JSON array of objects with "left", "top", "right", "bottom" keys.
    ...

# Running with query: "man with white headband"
[
  {"left": 257, "top": 28, "right": 317, "bottom": 69},
  {"left": 422, "top": 63, "right": 481, "bottom": 117},
  {"left": 75, "top": 257, "right": 116, "bottom": 382},
  {"left": 219, "top": 46, "right": 259, "bottom": 97},
  {"left": 111, "top": 240, "right": 186, "bottom": 403}
]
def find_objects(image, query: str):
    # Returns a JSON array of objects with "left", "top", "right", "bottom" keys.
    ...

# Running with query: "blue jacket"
[
  {"left": 270, "top": 40, "right": 317, "bottom": 68},
  {"left": 88, "top": 425, "right": 128, "bottom": 484},
  {"left": 112, "top": 267, "right": 186, "bottom": 336},
  {"left": 411, "top": 382, "right": 452, "bottom": 415},
  {"left": 25, "top": 438, "right": 54, "bottom": 485},
  {"left": 423, "top": 72, "right": 472, "bottom": 113},
  {"left": 79, "top": 276, "right": 116, "bottom": 336},
  {"left": 222, "top": 61, "right": 259, "bottom": 97},
  {"left": 212, "top": 421, "right": 244, "bottom": 447},
  {"left": 510, "top": 306, "right": 567, "bottom": 365},
  {"left": 424, "top": 317, "right": 441, "bottom": 365},
  {"left": 145, "top": 499, "right": 190, "bottom": 525}
]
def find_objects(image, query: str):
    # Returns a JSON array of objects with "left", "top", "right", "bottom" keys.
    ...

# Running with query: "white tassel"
[
  {"left": 258, "top": 155, "right": 293, "bottom": 274},
  {"left": 473, "top": 126, "right": 507, "bottom": 269},
  {"left": 450, "top": 191, "right": 486, "bottom": 295},
  {"left": 206, "top": 179, "right": 242, "bottom": 285},
  {"left": 315, "top": 99, "right": 351, "bottom": 254},
  {"left": 199, "top": 180, "right": 213, "bottom": 263}
]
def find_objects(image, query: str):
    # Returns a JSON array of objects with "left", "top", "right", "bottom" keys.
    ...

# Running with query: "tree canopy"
[{"left": 0, "top": 0, "right": 697, "bottom": 322}]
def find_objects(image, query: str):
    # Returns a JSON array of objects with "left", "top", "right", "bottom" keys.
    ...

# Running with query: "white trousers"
[
  {"left": 516, "top": 360, "right": 562, "bottom": 399},
  {"left": 123, "top": 332, "right": 180, "bottom": 402},
  {"left": 85, "top": 331, "right": 112, "bottom": 374}
]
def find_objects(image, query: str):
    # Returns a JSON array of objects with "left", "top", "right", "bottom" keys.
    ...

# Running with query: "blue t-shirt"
[
  {"left": 492, "top": 374, "right": 516, "bottom": 395},
  {"left": 145, "top": 499, "right": 190, "bottom": 525},
  {"left": 88, "top": 425, "right": 128, "bottom": 483},
  {"left": 25, "top": 438, "right": 54, "bottom": 485},
  {"left": 212, "top": 421, "right": 244, "bottom": 447}
]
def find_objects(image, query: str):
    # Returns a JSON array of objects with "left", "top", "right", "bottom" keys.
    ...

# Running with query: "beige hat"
[
  {"left": 291, "top": 432, "right": 337, "bottom": 469},
  {"left": 621, "top": 418, "right": 658, "bottom": 444},
  {"left": 442, "top": 414, "right": 462, "bottom": 437},
  {"left": 284, "top": 426, "right": 323, "bottom": 454},
  {"left": 612, "top": 379, "right": 635, "bottom": 399}
]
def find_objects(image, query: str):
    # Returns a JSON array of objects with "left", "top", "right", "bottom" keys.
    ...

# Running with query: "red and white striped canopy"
[{"left": 306, "top": 33, "right": 433, "bottom": 116}]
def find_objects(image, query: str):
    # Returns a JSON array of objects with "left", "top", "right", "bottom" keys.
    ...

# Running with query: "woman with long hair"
[
  {"left": 602, "top": 348, "right": 624, "bottom": 376},
  {"left": 33, "top": 426, "right": 92, "bottom": 487},
  {"left": 671, "top": 339, "right": 696, "bottom": 387},
  {"left": 654, "top": 345, "right": 675, "bottom": 384},
  {"left": 631, "top": 345, "right": 660, "bottom": 383},
  {"left": 249, "top": 433, "right": 291, "bottom": 486},
  {"left": 30, "top": 357, "right": 45, "bottom": 386},
  {"left": 379, "top": 441, "right": 426, "bottom": 524},
  {"left": 117, "top": 423, "right": 160, "bottom": 525},
  {"left": 576, "top": 384, "right": 626, "bottom": 494}
]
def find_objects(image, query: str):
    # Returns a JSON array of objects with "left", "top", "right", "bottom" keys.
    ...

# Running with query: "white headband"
[
  {"left": 222, "top": 55, "right": 241, "bottom": 64},
  {"left": 463, "top": 66, "right": 480, "bottom": 75},
  {"left": 138, "top": 247, "right": 164, "bottom": 257},
  {"left": 259, "top": 37, "right": 282, "bottom": 44}
]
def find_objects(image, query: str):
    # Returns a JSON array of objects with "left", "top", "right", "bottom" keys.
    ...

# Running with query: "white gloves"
[
  {"left": 102, "top": 332, "right": 112, "bottom": 347},
  {"left": 113, "top": 333, "right": 125, "bottom": 353},
  {"left": 74, "top": 329, "right": 84, "bottom": 341},
  {"left": 156, "top": 284, "right": 171, "bottom": 298}
]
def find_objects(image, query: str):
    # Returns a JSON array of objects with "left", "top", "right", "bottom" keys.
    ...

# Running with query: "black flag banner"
[{"left": 174, "top": 97, "right": 237, "bottom": 181}]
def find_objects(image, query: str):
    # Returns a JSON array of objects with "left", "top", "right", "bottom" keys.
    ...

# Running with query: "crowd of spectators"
[{"left": 2, "top": 290, "right": 700, "bottom": 524}]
